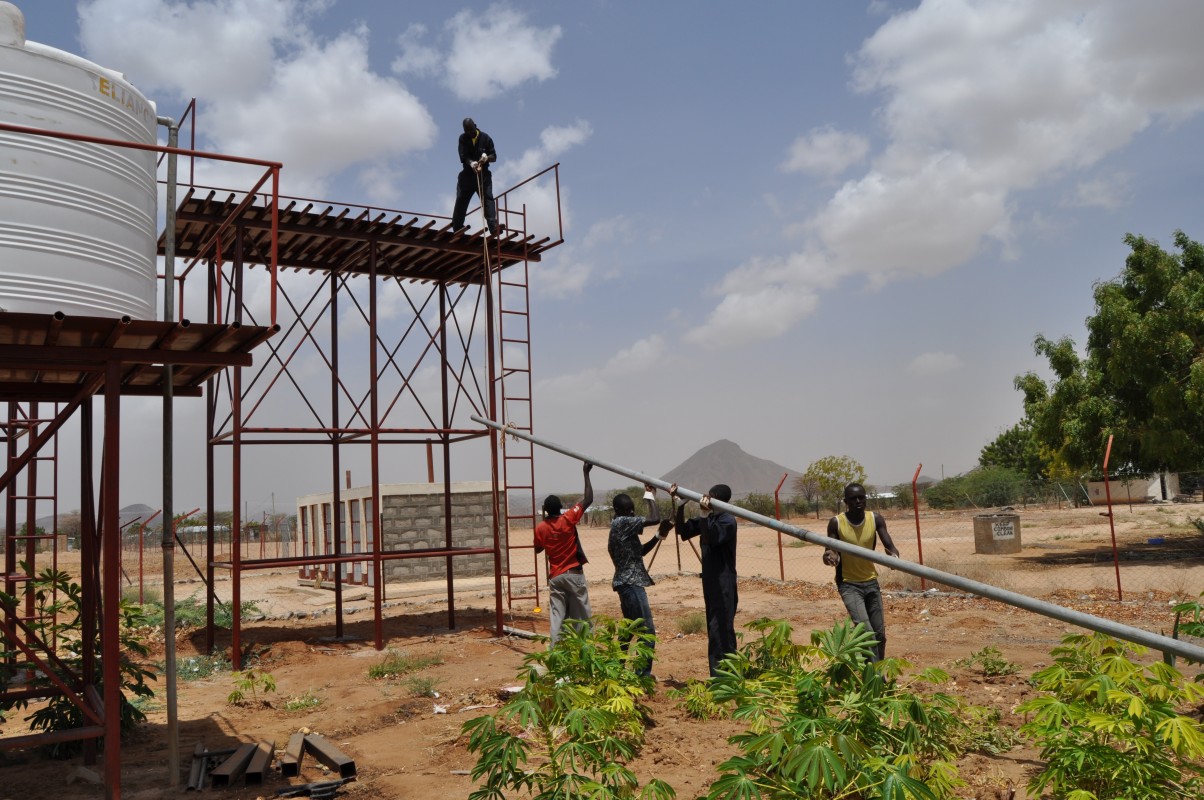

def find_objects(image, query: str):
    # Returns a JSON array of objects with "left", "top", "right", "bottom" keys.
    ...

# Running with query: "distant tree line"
[{"left": 920, "top": 231, "right": 1204, "bottom": 510}]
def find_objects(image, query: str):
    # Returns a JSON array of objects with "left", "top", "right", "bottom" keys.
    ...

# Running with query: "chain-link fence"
[{"left": 618, "top": 497, "right": 1204, "bottom": 609}]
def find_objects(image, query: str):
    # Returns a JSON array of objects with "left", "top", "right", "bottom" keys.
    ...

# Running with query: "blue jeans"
[
  {"left": 838, "top": 579, "right": 886, "bottom": 662},
  {"left": 615, "top": 584, "right": 656, "bottom": 676}
]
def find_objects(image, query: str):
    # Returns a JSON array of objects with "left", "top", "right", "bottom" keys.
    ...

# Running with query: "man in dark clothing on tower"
[
  {"left": 672, "top": 483, "right": 738, "bottom": 677},
  {"left": 451, "top": 117, "right": 499, "bottom": 235}
]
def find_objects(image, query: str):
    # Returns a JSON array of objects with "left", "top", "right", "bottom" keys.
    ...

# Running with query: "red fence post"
[
  {"left": 773, "top": 473, "right": 788, "bottom": 581},
  {"left": 1102, "top": 435, "right": 1123, "bottom": 601},
  {"left": 911, "top": 464, "right": 926, "bottom": 591}
]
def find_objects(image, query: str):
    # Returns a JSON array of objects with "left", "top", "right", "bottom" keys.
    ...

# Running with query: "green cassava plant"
[
  {"left": 701, "top": 618, "right": 971, "bottom": 800},
  {"left": 1173, "top": 592, "right": 1204, "bottom": 646},
  {"left": 952, "top": 646, "right": 1019, "bottom": 678},
  {"left": 669, "top": 678, "right": 728, "bottom": 720},
  {"left": 0, "top": 566, "right": 157, "bottom": 757},
  {"left": 1018, "top": 631, "right": 1204, "bottom": 800},
  {"left": 461, "top": 616, "right": 674, "bottom": 800},
  {"left": 227, "top": 666, "right": 277, "bottom": 706}
]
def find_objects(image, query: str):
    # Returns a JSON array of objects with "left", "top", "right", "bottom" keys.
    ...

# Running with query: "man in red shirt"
[{"left": 534, "top": 462, "right": 594, "bottom": 645}]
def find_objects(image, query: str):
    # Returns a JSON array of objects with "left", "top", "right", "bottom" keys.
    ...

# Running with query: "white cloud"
[
  {"left": 694, "top": 0, "right": 1204, "bottom": 346},
  {"left": 392, "top": 23, "right": 441, "bottom": 77},
  {"left": 533, "top": 255, "right": 592, "bottom": 299},
  {"left": 79, "top": 0, "right": 436, "bottom": 199},
  {"left": 811, "top": 155, "right": 1010, "bottom": 283},
  {"left": 392, "top": 4, "right": 565, "bottom": 101},
  {"left": 502, "top": 120, "right": 592, "bottom": 180},
  {"left": 907, "top": 352, "right": 963, "bottom": 376},
  {"left": 685, "top": 249, "right": 841, "bottom": 349},
  {"left": 532, "top": 214, "right": 635, "bottom": 298},
  {"left": 79, "top": 0, "right": 303, "bottom": 100},
  {"left": 1066, "top": 172, "right": 1132, "bottom": 210},
  {"left": 685, "top": 286, "right": 819, "bottom": 349},
  {"left": 212, "top": 30, "right": 436, "bottom": 196},
  {"left": 536, "top": 335, "right": 664, "bottom": 403},
  {"left": 392, "top": 4, "right": 561, "bottom": 102},
  {"left": 781, "top": 126, "right": 870, "bottom": 176},
  {"left": 495, "top": 122, "right": 591, "bottom": 242},
  {"left": 443, "top": 5, "right": 562, "bottom": 102},
  {"left": 581, "top": 216, "right": 633, "bottom": 249}
]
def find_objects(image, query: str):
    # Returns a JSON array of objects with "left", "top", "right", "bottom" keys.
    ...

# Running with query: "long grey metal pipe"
[{"left": 472, "top": 415, "right": 1204, "bottom": 664}]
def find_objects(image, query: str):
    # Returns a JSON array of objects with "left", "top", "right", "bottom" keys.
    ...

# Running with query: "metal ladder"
[
  {"left": 2, "top": 402, "right": 62, "bottom": 660},
  {"left": 495, "top": 247, "right": 541, "bottom": 612}
]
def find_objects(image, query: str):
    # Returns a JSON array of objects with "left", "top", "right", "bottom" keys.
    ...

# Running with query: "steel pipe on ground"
[{"left": 472, "top": 415, "right": 1204, "bottom": 664}]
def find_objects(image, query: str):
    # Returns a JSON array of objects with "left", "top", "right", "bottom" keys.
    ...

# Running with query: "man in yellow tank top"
[{"left": 823, "top": 482, "right": 901, "bottom": 662}]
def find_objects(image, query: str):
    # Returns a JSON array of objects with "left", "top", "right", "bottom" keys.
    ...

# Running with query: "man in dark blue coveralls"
[
  {"left": 451, "top": 117, "right": 499, "bottom": 235},
  {"left": 673, "top": 483, "right": 738, "bottom": 677}
]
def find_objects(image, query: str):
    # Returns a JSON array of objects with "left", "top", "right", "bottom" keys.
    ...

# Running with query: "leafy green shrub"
[
  {"left": 227, "top": 667, "right": 276, "bottom": 706},
  {"left": 703, "top": 618, "right": 972, "bottom": 799},
  {"left": 735, "top": 493, "right": 776, "bottom": 517},
  {"left": 139, "top": 594, "right": 261, "bottom": 630},
  {"left": 1018, "top": 631, "right": 1204, "bottom": 799},
  {"left": 122, "top": 585, "right": 162, "bottom": 605},
  {"left": 925, "top": 467, "right": 1026, "bottom": 509},
  {"left": 404, "top": 676, "right": 441, "bottom": 698},
  {"left": 952, "top": 705, "right": 1022, "bottom": 755},
  {"left": 668, "top": 678, "right": 728, "bottom": 720},
  {"left": 1192, "top": 517, "right": 1204, "bottom": 535},
  {"left": 676, "top": 611, "right": 706, "bottom": 635},
  {"left": 1173, "top": 592, "right": 1204, "bottom": 645},
  {"left": 283, "top": 689, "right": 323, "bottom": 712},
  {"left": 952, "top": 646, "right": 1019, "bottom": 678},
  {"left": 461, "top": 617, "right": 671, "bottom": 800},
  {"left": 0, "top": 567, "right": 157, "bottom": 757},
  {"left": 891, "top": 483, "right": 916, "bottom": 510},
  {"left": 367, "top": 649, "right": 443, "bottom": 680}
]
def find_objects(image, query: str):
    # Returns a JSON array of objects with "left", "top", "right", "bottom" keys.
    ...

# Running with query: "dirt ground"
[{"left": 3, "top": 502, "right": 1204, "bottom": 799}]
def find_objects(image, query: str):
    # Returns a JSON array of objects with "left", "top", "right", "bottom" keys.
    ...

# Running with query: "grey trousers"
[
  {"left": 548, "top": 570, "right": 592, "bottom": 645},
  {"left": 838, "top": 579, "right": 887, "bottom": 662}
]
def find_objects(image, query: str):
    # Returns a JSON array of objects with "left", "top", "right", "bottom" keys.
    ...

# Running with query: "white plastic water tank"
[{"left": 0, "top": 1, "right": 158, "bottom": 319}]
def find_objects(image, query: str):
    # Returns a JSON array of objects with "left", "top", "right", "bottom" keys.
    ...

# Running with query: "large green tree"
[
  {"left": 978, "top": 421, "right": 1049, "bottom": 481},
  {"left": 796, "top": 455, "right": 867, "bottom": 512},
  {"left": 1016, "top": 231, "right": 1204, "bottom": 473}
]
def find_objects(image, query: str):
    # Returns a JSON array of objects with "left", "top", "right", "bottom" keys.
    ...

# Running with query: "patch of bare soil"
[{"left": 2, "top": 503, "right": 1203, "bottom": 799}]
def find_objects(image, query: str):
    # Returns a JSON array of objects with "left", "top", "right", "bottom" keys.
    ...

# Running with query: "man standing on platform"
[{"left": 450, "top": 117, "right": 499, "bottom": 235}]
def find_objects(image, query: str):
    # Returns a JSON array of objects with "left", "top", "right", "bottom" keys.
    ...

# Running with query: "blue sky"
[{"left": 12, "top": 0, "right": 1204, "bottom": 512}]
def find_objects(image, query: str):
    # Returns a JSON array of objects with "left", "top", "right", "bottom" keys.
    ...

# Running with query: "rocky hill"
[{"left": 660, "top": 439, "right": 802, "bottom": 499}]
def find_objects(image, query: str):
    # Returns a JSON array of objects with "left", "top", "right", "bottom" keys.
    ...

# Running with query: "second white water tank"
[{"left": 0, "top": 2, "right": 158, "bottom": 319}]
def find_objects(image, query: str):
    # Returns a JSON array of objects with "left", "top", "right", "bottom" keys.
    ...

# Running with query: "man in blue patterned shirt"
[{"left": 607, "top": 485, "right": 674, "bottom": 677}]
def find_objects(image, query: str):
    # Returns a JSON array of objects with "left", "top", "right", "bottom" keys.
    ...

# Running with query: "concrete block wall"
[{"left": 297, "top": 481, "right": 505, "bottom": 585}]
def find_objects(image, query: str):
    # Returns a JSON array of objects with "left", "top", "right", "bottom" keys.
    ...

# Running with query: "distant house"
[{"left": 1085, "top": 473, "right": 1179, "bottom": 504}]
